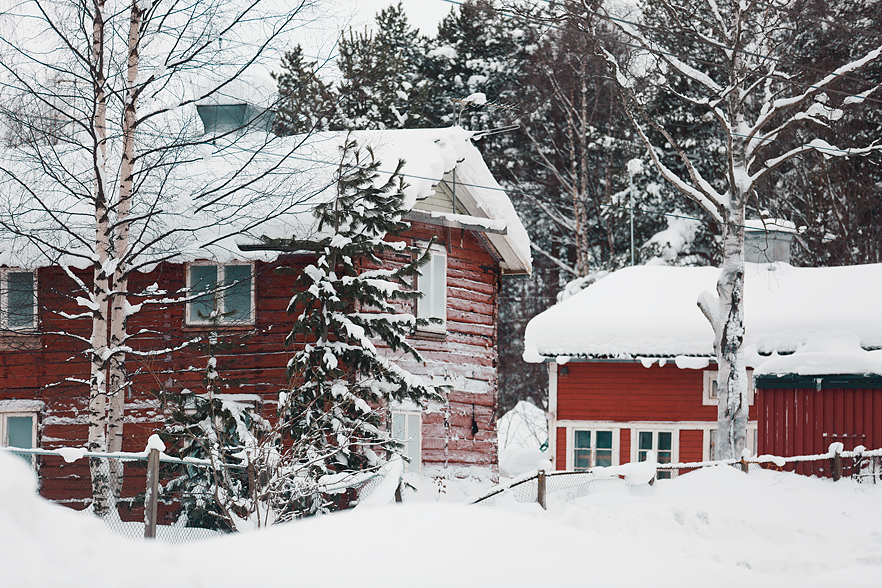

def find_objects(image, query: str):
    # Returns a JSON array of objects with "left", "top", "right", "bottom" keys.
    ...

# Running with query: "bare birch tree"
[
  {"left": 580, "top": 0, "right": 882, "bottom": 458},
  {"left": 0, "top": 0, "right": 318, "bottom": 514}
]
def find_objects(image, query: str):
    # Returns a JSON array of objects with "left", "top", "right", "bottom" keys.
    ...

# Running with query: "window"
[
  {"left": 703, "top": 369, "right": 754, "bottom": 406},
  {"left": 1, "top": 269, "right": 36, "bottom": 330},
  {"left": 186, "top": 262, "right": 254, "bottom": 326},
  {"left": 705, "top": 426, "right": 758, "bottom": 461},
  {"left": 416, "top": 247, "right": 446, "bottom": 333},
  {"left": 1, "top": 400, "right": 40, "bottom": 466},
  {"left": 573, "top": 429, "right": 614, "bottom": 470},
  {"left": 391, "top": 410, "right": 421, "bottom": 474},
  {"left": 636, "top": 430, "right": 675, "bottom": 479}
]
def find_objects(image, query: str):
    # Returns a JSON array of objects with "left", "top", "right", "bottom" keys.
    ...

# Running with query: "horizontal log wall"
[
  {"left": 557, "top": 362, "right": 757, "bottom": 422},
  {"left": 1, "top": 221, "right": 501, "bottom": 505}
]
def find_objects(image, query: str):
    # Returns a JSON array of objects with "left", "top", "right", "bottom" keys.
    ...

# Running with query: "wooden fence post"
[
  {"left": 832, "top": 447, "right": 842, "bottom": 482},
  {"left": 537, "top": 469, "right": 547, "bottom": 510},
  {"left": 144, "top": 448, "right": 160, "bottom": 539}
]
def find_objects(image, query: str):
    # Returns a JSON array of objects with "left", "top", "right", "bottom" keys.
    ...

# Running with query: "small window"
[
  {"left": 1, "top": 269, "right": 37, "bottom": 330},
  {"left": 391, "top": 410, "right": 421, "bottom": 474},
  {"left": 1, "top": 401, "right": 39, "bottom": 466},
  {"left": 416, "top": 248, "right": 446, "bottom": 333},
  {"left": 706, "top": 426, "right": 757, "bottom": 461},
  {"left": 637, "top": 430, "right": 674, "bottom": 479},
  {"left": 703, "top": 369, "right": 754, "bottom": 406},
  {"left": 186, "top": 262, "right": 254, "bottom": 326},
  {"left": 573, "top": 429, "right": 613, "bottom": 470}
]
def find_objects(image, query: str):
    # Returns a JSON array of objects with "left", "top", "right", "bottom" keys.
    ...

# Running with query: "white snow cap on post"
[{"left": 145, "top": 434, "right": 166, "bottom": 454}]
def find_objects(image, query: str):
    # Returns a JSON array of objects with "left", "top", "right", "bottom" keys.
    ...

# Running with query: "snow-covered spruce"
[{"left": 278, "top": 137, "right": 442, "bottom": 517}]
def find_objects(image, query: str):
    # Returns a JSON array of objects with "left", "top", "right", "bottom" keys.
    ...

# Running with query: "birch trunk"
[
  {"left": 714, "top": 10, "right": 749, "bottom": 460},
  {"left": 105, "top": 0, "right": 143, "bottom": 500},
  {"left": 88, "top": 0, "right": 114, "bottom": 517}
]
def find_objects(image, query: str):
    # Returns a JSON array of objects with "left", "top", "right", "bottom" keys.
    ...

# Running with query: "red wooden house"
[
  {"left": 524, "top": 235, "right": 882, "bottom": 476},
  {"left": 0, "top": 124, "right": 531, "bottom": 507}
]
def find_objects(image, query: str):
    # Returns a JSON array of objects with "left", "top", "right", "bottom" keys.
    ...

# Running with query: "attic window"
[
  {"left": 1, "top": 269, "right": 36, "bottom": 331},
  {"left": 186, "top": 262, "right": 255, "bottom": 326},
  {"left": 703, "top": 370, "right": 755, "bottom": 406}
]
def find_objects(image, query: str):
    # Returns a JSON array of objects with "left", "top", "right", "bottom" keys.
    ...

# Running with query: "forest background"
[{"left": 273, "top": 0, "right": 882, "bottom": 415}]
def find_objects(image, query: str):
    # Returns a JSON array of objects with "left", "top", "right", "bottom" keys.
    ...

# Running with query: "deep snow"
[{"left": 2, "top": 450, "right": 880, "bottom": 587}]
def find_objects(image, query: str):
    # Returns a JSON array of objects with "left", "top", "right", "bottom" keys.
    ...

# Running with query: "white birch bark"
[{"left": 87, "top": 0, "right": 114, "bottom": 516}]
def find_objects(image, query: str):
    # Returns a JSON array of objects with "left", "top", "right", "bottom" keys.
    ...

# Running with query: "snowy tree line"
[{"left": 272, "top": 0, "right": 882, "bottom": 418}]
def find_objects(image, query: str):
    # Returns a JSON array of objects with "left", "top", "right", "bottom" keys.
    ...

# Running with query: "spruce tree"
[
  {"left": 279, "top": 137, "right": 442, "bottom": 510},
  {"left": 334, "top": 2, "right": 430, "bottom": 129},
  {"left": 272, "top": 45, "right": 337, "bottom": 135},
  {"left": 161, "top": 331, "right": 271, "bottom": 531}
]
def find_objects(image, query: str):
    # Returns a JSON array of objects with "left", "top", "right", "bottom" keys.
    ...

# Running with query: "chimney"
[{"left": 744, "top": 219, "right": 795, "bottom": 264}]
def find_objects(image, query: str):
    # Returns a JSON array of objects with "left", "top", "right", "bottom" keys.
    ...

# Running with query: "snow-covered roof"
[
  {"left": 523, "top": 262, "right": 882, "bottom": 375},
  {"left": 0, "top": 127, "right": 531, "bottom": 274}
]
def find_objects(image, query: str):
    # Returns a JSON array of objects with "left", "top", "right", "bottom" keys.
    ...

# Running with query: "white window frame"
[
  {"left": 1, "top": 400, "right": 41, "bottom": 467},
  {"left": 703, "top": 369, "right": 755, "bottom": 406},
  {"left": 391, "top": 409, "right": 422, "bottom": 474},
  {"left": 702, "top": 423, "right": 759, "bottom": 462},
  {"left": 415, "top": 245, "right": 446, "bottom": 333},
  {"left": 0, "top": 268, "right": 37, "bottom": 331},
  {"left": 633, "top": 428, "right": 678, "bottom": 479},
  {"left": 186, "top": 261, "right": 256, "bottom": 326},
  {"left": 570, "top": 426, "right": 619, "bottom": 470}
]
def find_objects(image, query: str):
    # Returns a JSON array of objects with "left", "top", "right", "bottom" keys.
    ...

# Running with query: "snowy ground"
[{"left": 2, "top": 450, "right": 881, "bottom": 587}]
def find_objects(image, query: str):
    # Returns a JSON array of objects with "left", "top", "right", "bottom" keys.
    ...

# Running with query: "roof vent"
[{"left": 744, "top": 219, "right": 796, "bottom": 263}]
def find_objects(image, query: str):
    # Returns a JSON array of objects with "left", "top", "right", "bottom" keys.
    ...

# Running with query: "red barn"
[
  {"left": 0, "top": 126, "right": 531, "bottom": 506},
  {"left": 524, "top": 256, "right": 882, "bottom": 476}
]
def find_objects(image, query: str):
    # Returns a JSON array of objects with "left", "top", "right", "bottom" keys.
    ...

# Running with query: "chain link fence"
[{"left": 3, "top": 446, "right": 392, "bottom": 543}]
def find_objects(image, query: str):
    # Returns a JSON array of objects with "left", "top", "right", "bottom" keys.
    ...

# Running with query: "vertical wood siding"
[{"left": 757, "top": 387, "right": 882, "bottom": 477}]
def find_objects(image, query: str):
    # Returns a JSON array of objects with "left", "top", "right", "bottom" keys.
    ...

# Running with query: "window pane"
[
  {"left": 392, "top": 413, "right": 405, "bottom": 441},
  {"left": 595, "top": 450, "right": 612, "bottom": 467},
  {"left": 638, "top": 431, "right": 653, "bottom": 450},
  {"left": 406, "top": 413, "right": 420, "bottom": 467},
  {"left": 596, "top": 430, "right": 613, "bottom": 449},
  {"left": 189, "top": 265, "right": 217, "bottom": 322},
  {"left": 574, "top": 430, "right": 591, "bottom": 449},
  {"left": 638, "top": 449, "right": 649, "bottom": 463},
  {"left": 223, "top": 265, "right": 252, "bottom": 323},
  {"left": 8, "top": 272, "right": 35, "bottom": 328},
  {"left": 7, "top": 416, "right": 34, "bottom": 448},
  {"left": 658, "top": 431, "right": 672, "bottom": 451},
  {"left": 574, "top": 449, "right": 592, "bottom": 470},
  {"left": 431, "top": 253, "right": 445, "bottom": 320},
  {"left": 416, "top": 261, "right": 430, "bottom": 319}
]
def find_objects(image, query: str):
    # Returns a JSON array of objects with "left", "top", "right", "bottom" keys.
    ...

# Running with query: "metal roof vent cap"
[{"left": 744, "top": 219, "right": 796, "bottom": 264}]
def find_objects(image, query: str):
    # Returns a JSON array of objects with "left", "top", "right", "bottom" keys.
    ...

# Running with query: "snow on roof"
[
  {"left": 0, "top": 126, "right": 530, "bottom": 272},
  {"left": 743, "top": 218, "right": 798, "bottom": 233},
  {"left": 523, "top": 262, "right": 882, "bottom": 373}
]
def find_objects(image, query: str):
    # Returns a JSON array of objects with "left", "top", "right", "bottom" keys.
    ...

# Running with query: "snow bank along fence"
[
  {"left": 472, "top": 444, "right": 882, "bottom": 510},
  {"left": 2, "top": 443, "right": 389, "bottom": 542},
  {"left": 659, "top": 443, "right": 882, "bottom": 482}
]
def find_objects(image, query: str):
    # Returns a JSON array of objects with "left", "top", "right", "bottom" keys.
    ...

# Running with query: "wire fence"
[
  {"left": 472, "top": 445, "right": 882, "bottom": 509},
  {"left": 3, "top": 446, "right": 392, "bottom": 543}
]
